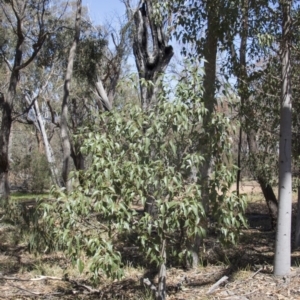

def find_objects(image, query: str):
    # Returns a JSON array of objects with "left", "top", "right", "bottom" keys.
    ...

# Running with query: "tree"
[
  {"left": 169, "top": 0, "right": 225, "bottom": 268},
  {"left": 24, "top": 91, "right": 60, "bottom": 187},
  {"left": 273, "top": 0, "right": 292, "bottom": 276},
  {"left": 128, "top": 0, "right": 174, "bottom": 110},
  {"left": 60, "top": 0, "right": 82, "bottom": 191},
  {"left": 124, "top": 0, "right": 174, "bottom": 223},
  {"left": 40, "top": 60, "right": 246, "bottom": 298},
  {"left": 226, "top": 0, "right": 279, "bottom": 228},
  {"left": 0, "top": 0, "right": 50, "bottom": 201}
]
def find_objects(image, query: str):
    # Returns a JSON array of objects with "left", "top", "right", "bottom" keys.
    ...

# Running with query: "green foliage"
[
  {"left": 39, "top": 61, "right": 246, "bottom": 282},
  {"left": 74, "top": 27, "right": 107, "bottom": 82}
]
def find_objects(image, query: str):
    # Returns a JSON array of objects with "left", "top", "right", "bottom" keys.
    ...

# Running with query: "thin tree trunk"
[
  {"left": 236, "top": 127, "right": 242, "bottom": 197},
  {"left": 25, "top": 94, "right": 61, "bottom": 186},
  {"left": 33, "top": 98, "right": 61, "bottom": 186},
  {"left": 295, "top": 184, "right": 300, "bottom": 248},
  {"left": 229, "top": 0, "right": 278, "bottom": 225},
  {"left": 157, "top": 239, "right": 167, "bottom": 300},
  {"left": 60, "top": 0, "right": 82, "bottom": 192},
  {"left": 274, "top": 0, "right": 292, "bottom": 276},
  {"left": 0, "top": 92, "right": 12, "bottom": 202},
  {"left": 236, "top": 0, "right": 248, "bottom": 198},
  {"left": 247, "top": 130, "right": 278, "bottom": 229}
]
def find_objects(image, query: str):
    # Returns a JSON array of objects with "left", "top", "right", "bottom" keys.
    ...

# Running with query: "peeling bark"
[
  {"left": 133, "top": 0, "right": 173, "bottom": 110},
  {"left": 131, "top": 1, "right": 173, "bottom": 216}
]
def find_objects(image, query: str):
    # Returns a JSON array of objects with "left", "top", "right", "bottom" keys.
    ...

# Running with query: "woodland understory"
[{"left": 1, "top": 0, "right": 300, "bottom": 299}]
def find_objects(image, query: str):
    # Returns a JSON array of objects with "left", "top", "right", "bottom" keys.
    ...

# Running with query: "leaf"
[{"left": 77, "top": 259, "right": 84, "bottom": 274}]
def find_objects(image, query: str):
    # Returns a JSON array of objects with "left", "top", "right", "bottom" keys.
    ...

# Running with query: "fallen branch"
[
  {"left": 0, "top": 274, "right": 62, "bottom": 281},
  {"left": 251, "top": 267, "right": 263, "bottom": 278},
  {"left": 206, "top": 275, "right": 228, "bottom": 294},
  {"left": 7, "top": 282, "right": 62, "bottom": 296},
  {"left": 70, "top": 280, "right": 102, "bottom": 293}
]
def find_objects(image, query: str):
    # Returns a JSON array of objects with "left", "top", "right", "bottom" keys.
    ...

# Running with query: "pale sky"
[{"left": 82, "top": 0, "right": 126, "bottom": 25}]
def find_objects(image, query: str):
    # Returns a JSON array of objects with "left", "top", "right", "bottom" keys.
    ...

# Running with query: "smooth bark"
[
  {"left": 188, "top": 1, "right": 219, "bottom": 269},
  {"left": 31, "top": 96, "right": 60, "bottom": 186},
  {"left": 274, "top": 0, "right": 292, "bottom": 276},
  {"left": 60, "top": 0, "right": 82, "bottom": 191}
]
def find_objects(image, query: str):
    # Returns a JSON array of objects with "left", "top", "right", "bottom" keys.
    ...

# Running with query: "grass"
[{"left": 10, "top": 191, "right": 50, "bottom": 201}]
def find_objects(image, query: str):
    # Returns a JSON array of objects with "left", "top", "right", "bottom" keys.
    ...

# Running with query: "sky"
[{"left": 82, "top": 0, "right": 126, "bottom": 25}]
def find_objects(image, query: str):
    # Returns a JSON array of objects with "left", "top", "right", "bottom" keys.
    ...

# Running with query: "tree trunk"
[
  {"left": 236, "top": 0, "right": 248, "bottom": 198},
  {"left": 33, "top": 97, "right": 61, "bottom": 187},
  {"left": 71, "top": 142, "right": 85, "bottom": 185},
  {"left": 0, "top": 92, "right": 12, "bottom": 202},
  {"left": 247, "top": 130, "right": 278, "bottom": 229},
  {"left": 274, "top": 0, "right": 292, "bottom": 276},
  {"left": 229, "top": 0, "right": 278, "bottom": 226},
  {"left": 60, "top": 0, "right": 82, "bottom": 192},
  {"left": 295, "top": 184, "right": 300, "bottom": 248},
  {"left": 0, "top": 0, "right": 47, "bottom": 202},
  {"left": 188, "top": 1, "right": 219, "bottom": 269},
  {"left": 132, "top": 0, "right": 173, "bottom": 216},
  {"left": 133, "top": 0, "right": 173, "bottom": 109},
  {"left": 157, "top": 239, "right": 167, "bottom": 300}
]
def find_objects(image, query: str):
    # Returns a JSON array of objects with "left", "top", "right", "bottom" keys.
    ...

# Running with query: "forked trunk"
[{"left": 131, "top": 0, "right": 173, "bottom": 215}]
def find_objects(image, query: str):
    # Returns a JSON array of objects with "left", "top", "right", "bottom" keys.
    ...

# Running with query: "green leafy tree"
[{"left": 40, "top": 62, "right": 247, "bottom": 297}]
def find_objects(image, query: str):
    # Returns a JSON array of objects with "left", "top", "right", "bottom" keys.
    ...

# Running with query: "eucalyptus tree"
[
  {"left": 0, "top": 0, "right": 61, "bottom": 201},
  {"left": 39, "top": 60, "right": 246, "bottom": 299},
  {"left": 60, "top": 0, "right": 82, "bottom": 191},
  {"left": 125, "top": 0, "right": 174, "bottom": 111},
  {"left": 166, "top": 0, "right": 237, "bottom": 268},
  {"left": 124, "top": 0, "right": 174, "bottom": 222},
  {"left": 274, "top": 0, "right": 292, "bottom": 276},
  {"left": 222, "top": 0, "right": 281, "bottom": 228}
]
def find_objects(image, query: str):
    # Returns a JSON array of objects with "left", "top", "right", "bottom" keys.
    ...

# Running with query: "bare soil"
[{"left": 1, "top": 182, "right": 300, "bottom": 300}]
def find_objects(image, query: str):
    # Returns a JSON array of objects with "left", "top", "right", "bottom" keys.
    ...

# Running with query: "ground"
[{"left": 1, "top": 181, "right": 300, "bottom": 300}]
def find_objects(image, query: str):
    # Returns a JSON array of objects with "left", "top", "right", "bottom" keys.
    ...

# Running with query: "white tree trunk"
[
  {"left": 273, "top": 0, "right": 292, "bottom": 276},
  {"left": 33, "top": 99, "right": 61, "bottom": 186}
]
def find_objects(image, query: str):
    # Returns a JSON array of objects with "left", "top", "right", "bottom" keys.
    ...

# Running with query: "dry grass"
[{"left": 1, "top": 182, "right": 300, "bottom": 299}]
